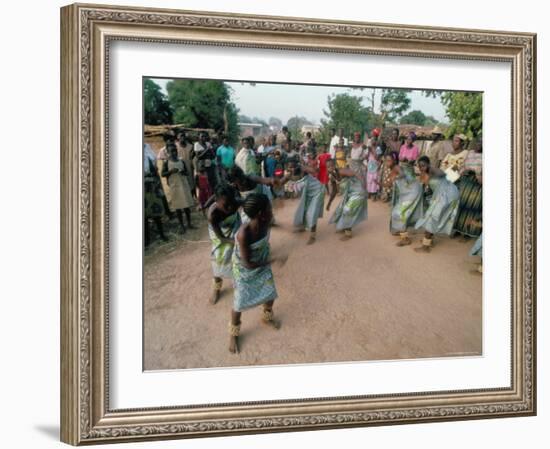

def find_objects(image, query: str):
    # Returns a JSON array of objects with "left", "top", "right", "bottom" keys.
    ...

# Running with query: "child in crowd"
[
  {"left": 316, "top": 144, "right": 331, "bottom": 193},
  {"left": 379, "top": 152, "right": 398, "bottom": 202},
  {"left": 229, "top": 193, "right": 280, "bottom": 353},
  {"left": 195, "top": 167, "right": 213, "bottom": 216},
  {"left": 334, "top": 138, "right": 347, "bottom": 169}
]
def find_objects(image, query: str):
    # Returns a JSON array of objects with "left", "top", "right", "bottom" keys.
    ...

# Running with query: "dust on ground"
[{"left": 144, "top": 197, "right": 482, "bottom": 370}]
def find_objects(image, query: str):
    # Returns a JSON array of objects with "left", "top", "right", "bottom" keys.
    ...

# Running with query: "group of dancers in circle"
[
  {"left": 205, "top": 130, "right": 481, "bottom": 354},
  {"left": 146, "top": 127, "right": 482, "bottom": 354}
]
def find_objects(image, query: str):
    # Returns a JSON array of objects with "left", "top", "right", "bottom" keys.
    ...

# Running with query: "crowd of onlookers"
[{"left": 144, "top": 124, "right": 482, "bottom": 255}]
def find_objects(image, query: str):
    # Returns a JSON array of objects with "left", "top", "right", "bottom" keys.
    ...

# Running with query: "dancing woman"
[
  {"left": 290, "top": 153, "right": 325, "bottom": 245},
  {"left": 207, "top": 184, "right": 241, "bottom": 304},
  {"left": 327, "top": 160, "right": 368, "bottom": 241},
  {"left": 390, "top": 159, "right": 425, "bottom": 246},
  {"left": 229, "top": 193, "right": 280, "bottom": 354},
  {"left": 413, "top": 156, "right": 460, "bottom": 252}
]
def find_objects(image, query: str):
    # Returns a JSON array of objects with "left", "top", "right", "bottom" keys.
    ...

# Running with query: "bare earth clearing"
[{"left": 144, "top": 196, "right": 482, "bottom": 370}]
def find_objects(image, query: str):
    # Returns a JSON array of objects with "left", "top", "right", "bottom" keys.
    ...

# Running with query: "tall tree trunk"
[{"left": 223, "top": 105, "right": 228, "bottom": 134}]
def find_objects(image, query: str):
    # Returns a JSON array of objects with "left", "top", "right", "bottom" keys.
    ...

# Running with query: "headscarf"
[{"left": 455, "top": 133, "right": 467, "bottom": 142}]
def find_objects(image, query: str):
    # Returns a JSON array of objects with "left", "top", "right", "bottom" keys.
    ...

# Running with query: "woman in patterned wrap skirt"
[
  {"left": 229, "top": 193, "right": 280, "bottom": 354},
  {"left": 290, "top": 153, "right": 325, "bottom": 245},
  {"left": 453, "top": 138, "right": 483, "bottom": 239},
  {"left": 327, "top": 160, "right": 368, "bottom": 241},
  {"left": 390, "top": 160, "right": 425, "bottom": 247},
  {"left": 413, "top": 156, "right": 460, "bottom": 252},
  {"left": 207, "top": 184, "right": 241, "bottom": 305}
]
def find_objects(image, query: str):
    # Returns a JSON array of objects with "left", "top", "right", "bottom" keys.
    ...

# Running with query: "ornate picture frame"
[{"left": 60, "top": 3, "right": 536, "bottom": 445}]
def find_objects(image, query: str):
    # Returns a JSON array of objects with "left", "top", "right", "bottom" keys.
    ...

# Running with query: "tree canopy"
[
  {"left": 399, "top": 109, "right": 438, "bottom": 126},
  {"left": 321, "top": 93, "right": 371, "bottom": 137},
  {"left": 441, "top": 92, "right": 482, "bottom": 139},
  {"left": 379, "top": 89, "right": 412, "bottom": 124},
  {"left": 166, "top": 79, "right": 239, "bottom": 143},
  {"left": 286, "top": 115, "right": 313, "bottom": 141},
  {"left": 144, "top": 79, "right": 173, "bottom": 125},
  {"left": 423, "top": 90, "right": 482, "bottom": 138}
]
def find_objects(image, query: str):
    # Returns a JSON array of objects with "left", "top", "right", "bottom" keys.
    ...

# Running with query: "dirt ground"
[{"left": 144, "top": 196, "right": 482, "bottom": 371}]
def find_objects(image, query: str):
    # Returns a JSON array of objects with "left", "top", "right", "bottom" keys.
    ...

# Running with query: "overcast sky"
[{"left": 152, "top": 78, "right": 447, "bottom": 124}]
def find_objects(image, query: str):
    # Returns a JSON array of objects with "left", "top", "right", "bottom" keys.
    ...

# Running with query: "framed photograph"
[{"left": 60, "top": 3, "right": 537, "bottom": 445}]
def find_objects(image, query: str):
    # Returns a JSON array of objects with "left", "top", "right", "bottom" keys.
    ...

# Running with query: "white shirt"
[
  {"left": 350, "top": 143, "right": 366, "bottom": 160},
  {"left": 235, "top": 147, "right": 254, "bottom": 172}
]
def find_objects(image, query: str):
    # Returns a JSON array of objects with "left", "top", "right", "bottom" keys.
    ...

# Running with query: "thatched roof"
[
  {"left": 143, "top": 124, "right": 215, "bottom": 138},
  {"left": 394, "top": 124, "right": 449, "bottom": 139}
]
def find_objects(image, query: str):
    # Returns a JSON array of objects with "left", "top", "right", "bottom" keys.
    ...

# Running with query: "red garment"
[
  {"left": 197, "top": 174, "right": 212, "bottom": 207},
  {"left": 317, "top": 153, "right": 331, "bottom": 184}
]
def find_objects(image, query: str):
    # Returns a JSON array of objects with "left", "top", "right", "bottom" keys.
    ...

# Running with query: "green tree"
[
  {"left": 166, "top": 79, "right": 239, "bottom": 143},
  {"left": 379, "top": 89, "right": 411, "bottom": 124},
  {"left": 143, "top": 79, "right": 173, "bottom": 125},
  {"left": 321, "top": 93, "right": 371, "bottom": 138},
  {"left": 441, "top": 92, "right": 482, "bottom": 138},
  {"left": 422, "top": 90, "right": 482, "bottom": 138},
  {"left": 399, "top": 109, "right": 438, "bottom": 126},
  {"left": 286, "top": 116, "right": 312, "bottom": 141}
]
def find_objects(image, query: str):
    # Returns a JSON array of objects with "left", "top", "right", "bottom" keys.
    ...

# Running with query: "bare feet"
[
  {"left": 293, "top": 227, "right": 306, "bottom": 233},
  {"left": 229, "top": 335, "right": 239, "bottom": 353},
  {"left": 414, "top": 245, "right": 431, "bottom": 253},
  {"left": 396, "top": 237, "right": 412, "bottom": 247},
  {"left": 210, "top": 289, "right": 220, "bottom": 305},
  {"left": 307, "top": 235, "right": 316, "bottom": 245},
  {"left": 340, "top": 233, "right": 352, "bottom": 241},
  {"left": 262, "top": 318, "right": 281, "bottom": 330}
]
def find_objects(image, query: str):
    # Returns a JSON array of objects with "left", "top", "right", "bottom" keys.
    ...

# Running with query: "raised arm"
[
  {"left": 336, "top": 167, "right": 360, "bottom": 178},
  {"left": 248, "top": 174, "right": 275, "bottom": 186},
  {"left": 429, "top": 166, "right": 446, "bottom": 178},
  {"left": 300, "top": 163, "right": 319, "bottom": 177}
]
